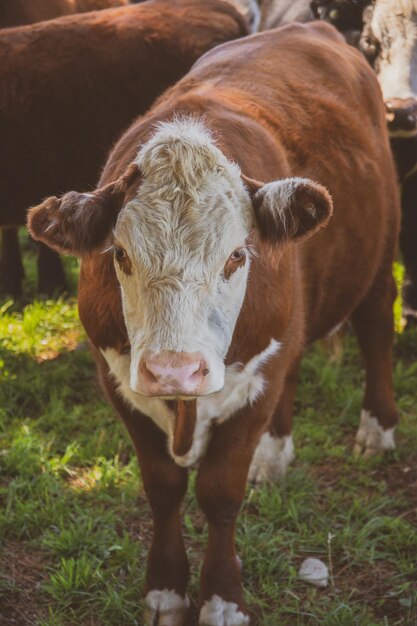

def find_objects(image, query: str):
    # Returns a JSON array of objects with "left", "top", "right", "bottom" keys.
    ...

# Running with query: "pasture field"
[{"left": 0, "top": 237, "right": 416, "bottom": 626}]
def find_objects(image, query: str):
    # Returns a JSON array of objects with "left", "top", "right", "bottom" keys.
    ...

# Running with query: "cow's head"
[
  {"left": 310, "top": 0, "right": 370, "bottom": 33},
  {"left": 28, "top": 118, "right": 332, "bottom": 398},
  {"left": 360, "top": 0, "right": 417, "bottom": 137}
]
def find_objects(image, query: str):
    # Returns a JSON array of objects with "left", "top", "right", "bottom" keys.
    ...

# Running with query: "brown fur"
[
  {"left": 1, "top": 0, "right": 246, "bottom": 228},
  {"left": 29, "top": 21, "right": 400, "bottom": 620},
  {"left": 0, "top": 0, "right": 129, "bottom": 28},
  {"left": 0, "top": 0, "right": 247, "bottom": 296},
  {"left": 0, "top": 0, "right": 134, "bottom": 297}
]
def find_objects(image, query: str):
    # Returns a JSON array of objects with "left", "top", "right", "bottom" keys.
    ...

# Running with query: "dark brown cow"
[
  {"left": 0, "top": 0, "right": 247, "bottom": 297},
  {"left": 0, "top": 0, "right": 131, "bottom": 28},
  {"left": 0, "top": 0, "right": 133, "bottom": 297},
  {"left": 29, "top": 22, "right": 399, "bottom": 625}
]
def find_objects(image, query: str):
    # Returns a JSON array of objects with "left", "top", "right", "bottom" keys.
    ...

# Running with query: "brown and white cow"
[
  {"left": 29, "top": 21, "right": 399, "bottom": 626},
  {"left": 359, "top": 0, "right": 417, "bottom": 325},
  {"left": 0, "top": 0, "right": 247, "bottom": 297}
]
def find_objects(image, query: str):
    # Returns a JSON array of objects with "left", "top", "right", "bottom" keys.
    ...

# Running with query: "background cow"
[
  {"left": 359, "top": 0, "right": 417, "bottom": 325},
  {"left": 0, "top": 0, "right": 134, "bottom": 28},
  {"left": 0, "top": 0, "right": 247, "bottom": 297},
  {"left": 29, "top": 21, "right": 399, "bottom": 625},
  {"left": 0, "top": 0, "right": 133, "bottom": 297}
]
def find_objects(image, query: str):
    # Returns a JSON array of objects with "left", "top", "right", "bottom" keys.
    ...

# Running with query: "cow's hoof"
[
  {"left": 145, "top": 589, "right": 189, "bottom": 626},
  {"left": 248, "top": 433, "right": 294, "bottom": 484},
  {"left": 353, "top": 410, "right": 395, "bottom": 459},
  {"left": 199, "top": 595, "right": 250, "bottom": 625}
]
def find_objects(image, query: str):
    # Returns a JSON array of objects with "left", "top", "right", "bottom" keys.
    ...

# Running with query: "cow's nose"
[
  {"left": 386, "top": 98, "right": 417, "bottom": 134},
  {"left": 138, "top": 351, "right": 209, "bottom": 396}
]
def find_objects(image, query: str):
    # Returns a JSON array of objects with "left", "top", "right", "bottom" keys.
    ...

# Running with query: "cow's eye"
[
  {"left": 230, "top": 249, "right": 245, "bottom": 262},
  {"left": 114, "top": 246, "right": 126, "bottom": 260},
  {"left": 114, "top": 246, "right": 132, "bottom": 275},
  {"left": 223, "top": 248, "right": 246, "bottom": 280}
]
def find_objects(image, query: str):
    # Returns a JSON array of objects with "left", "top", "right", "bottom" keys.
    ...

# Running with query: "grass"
[{"left": 0, "top": 236, "right": 416, "bottom": 625}]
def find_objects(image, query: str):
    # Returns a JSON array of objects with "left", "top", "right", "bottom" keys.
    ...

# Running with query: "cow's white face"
[
  {"left": 113, "top": 119, "right": 253, "bottom": 397},
  {"left": 360, "top": 0, "right": 417, "bottom": 136},
  {"left": 28, "top": 116, "right": 332, "bottom": 400}
]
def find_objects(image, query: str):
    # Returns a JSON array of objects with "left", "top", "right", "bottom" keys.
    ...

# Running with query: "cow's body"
[
  {"left": 0, "top": 0, "right": 132, "bottom": 28},
  {"left": 359, "top": 0, "right": 417, "bottom": 324},
  {"left": 0, "top": 0, "right": 247, "bottom": 297},
  {"left": 29, "top": 22, "right": 400, "bottom": 626}
]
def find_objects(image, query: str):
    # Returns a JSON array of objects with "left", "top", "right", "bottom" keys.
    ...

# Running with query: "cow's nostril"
[
  {"left": 142, "top": 361, "right": 159, "bottom": 384},
  {"left": 189, "top": 360, "right": 209, "bottom": 382}
]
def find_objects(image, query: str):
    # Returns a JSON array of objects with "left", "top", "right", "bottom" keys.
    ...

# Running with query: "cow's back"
[{"left": 0, "top": 0, "right": 129, "bottom": 28}]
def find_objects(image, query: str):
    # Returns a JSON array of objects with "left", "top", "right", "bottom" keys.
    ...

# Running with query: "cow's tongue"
[{"left": 173, "top": 399, "right": 197, "bottom": 457}]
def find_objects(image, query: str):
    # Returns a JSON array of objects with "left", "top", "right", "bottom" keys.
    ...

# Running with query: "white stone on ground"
[{"left": 298, "top": 558, "right": 329, "bottom": 588}]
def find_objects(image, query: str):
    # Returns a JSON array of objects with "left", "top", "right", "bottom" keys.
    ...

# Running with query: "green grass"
[{"left": 0, "top": 241, "right": 416, "bottom": 625}]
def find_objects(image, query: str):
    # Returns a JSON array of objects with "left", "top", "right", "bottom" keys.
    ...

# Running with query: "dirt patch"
[{"left": 0, "top": 541, "right": 49, "bottom": 625}]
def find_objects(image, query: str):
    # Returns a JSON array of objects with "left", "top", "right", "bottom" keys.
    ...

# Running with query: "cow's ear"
[
  {"left": 27, "top": 163, "right": 141, "bottom": 256},
  {"left": 242, "top": 175, "right": 333, "bottom": 244}
]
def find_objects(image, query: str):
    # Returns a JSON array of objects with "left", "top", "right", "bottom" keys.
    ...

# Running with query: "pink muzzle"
[{"left": 137, "top": 350, "right": 210, "bottom": 397}]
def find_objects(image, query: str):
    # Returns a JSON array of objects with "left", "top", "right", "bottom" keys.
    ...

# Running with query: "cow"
[
  {"left": 359, "top": 0, "right": 417, "bottom": 325},
  {"left": 29, "top": 21, "right": 400, "bottom": 626},
  {"left": 0, "top": 0, "right": 133, "bottom": 28},
  {"left": 0, "top": 0, "right": 247, "bottom": 298},
  {"left": 0, "top": 0, "right": 135, "bottom": 297}
]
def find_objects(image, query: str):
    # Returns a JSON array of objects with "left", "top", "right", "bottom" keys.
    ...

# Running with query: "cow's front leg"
[
  {"left": 123, "top": 412, "right": 190, "bottom": 626},
  {"left": 195, "top": 409, "right": 265, "bottom": 626}
]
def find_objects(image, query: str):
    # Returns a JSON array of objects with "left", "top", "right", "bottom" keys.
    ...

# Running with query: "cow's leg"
[
  {"left": 400, "top": 174, "right": 417, "bottom": 327},
  {"left": 248, "top": 357, "right": 300, "bottom": 484},
  {"left": 122, "top": 412, "right": 190, "bottom": 626},
  {"left": 36, "top": 241, "right": 68, "bottom": 295},
  {"left": 196, "top": 409, "right": 266, "bottom": 626},
  {"left": 351, "top": 269, "right": 399, "bottom": 458},
  {"left": 0, "top": 227, "right": 24, "bottom": 298}
]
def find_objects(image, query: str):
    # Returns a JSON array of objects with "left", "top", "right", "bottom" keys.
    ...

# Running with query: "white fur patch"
[
  {"left": 145, "top": 589, "right": 189, "bottom": 626},
  {"left": 101, "top": 339, "right": 280, "bottom": 467},
  {"left": 353, "top": 409, "right": 396, "bottom": 458},
  {"left": 248, "top": 432, "right": 294, "bottom": 483},
  {"left": 370, "top": 0, "right": 417, "bottom": 100},
  {"left": 199, "top": 595, "right": 249, "bottom": 626}
]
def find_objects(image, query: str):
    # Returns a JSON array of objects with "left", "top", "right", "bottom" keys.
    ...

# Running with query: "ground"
[{"left": 0, "top": 235, "right": 416, "bottom": 626}]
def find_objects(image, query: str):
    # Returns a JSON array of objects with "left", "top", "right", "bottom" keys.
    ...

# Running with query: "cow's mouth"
[{"left": 386, "top": 98, "right": 417, "bottom": 137}]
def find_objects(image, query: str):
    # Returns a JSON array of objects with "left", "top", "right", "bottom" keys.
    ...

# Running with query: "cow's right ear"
[{"left": 27, "top": 163, "right": 141, "bottom": 256}]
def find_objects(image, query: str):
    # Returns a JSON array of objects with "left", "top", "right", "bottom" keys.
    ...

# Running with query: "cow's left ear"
[
  {"left": 28, "top": 163, "right": 141, "bottom": 256},
  {"left": 243, "top": 175, "right": 333, "bottom": 244}
]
